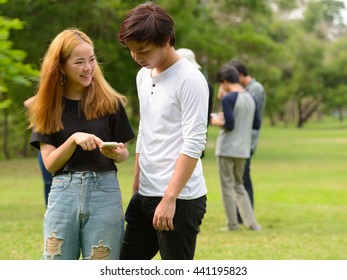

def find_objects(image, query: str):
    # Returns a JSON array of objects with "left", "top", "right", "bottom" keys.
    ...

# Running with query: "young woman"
[{"left": 28, "top": 28, "right": 135, "bottom": 260}]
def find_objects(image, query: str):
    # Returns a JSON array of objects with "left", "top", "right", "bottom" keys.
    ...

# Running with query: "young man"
[
  {"left": 227, "top": 60, "right": 266, "bottom": 222},
  {"left": 211, "top": 65, "right": 261, "bottom": 231},
  {"left": 118, "top": 2, "right": 209, "bottom": 260}
]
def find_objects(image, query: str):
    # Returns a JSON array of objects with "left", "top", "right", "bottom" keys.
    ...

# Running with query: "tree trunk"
[
  {"left": 1, "top": 103, "right": 10, "bottom": 160},
  {"left": 297, "top": 97, "right": 321, "bottom": 128},
  {"left": 338, "top": 108, "right": 344, "bottom": 122},
  {"left": 21, "top": 129, "right": 31, "bottom": 158},
  {"left": 1, "top": 89, "right": 10, "bottom": 159}
]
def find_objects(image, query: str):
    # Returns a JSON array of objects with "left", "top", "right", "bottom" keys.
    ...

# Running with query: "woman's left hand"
[{"left": 100, "top": 142, "right": 129, "bottom": 163}]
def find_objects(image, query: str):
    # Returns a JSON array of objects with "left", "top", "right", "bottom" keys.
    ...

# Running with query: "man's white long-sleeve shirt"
[{"left": 136, "top": 58, "right": 208, "bottom": 199}]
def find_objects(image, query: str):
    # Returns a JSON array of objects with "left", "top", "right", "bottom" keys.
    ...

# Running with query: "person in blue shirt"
[
  {"left": 227, "top": 60, "right": 266, "bottom": 223},
  {"left": 24, "top": 96, "right": 52, "bottom": 207},
  {"left": 211, "top": 65, "right": 261, "bottom": 231}
]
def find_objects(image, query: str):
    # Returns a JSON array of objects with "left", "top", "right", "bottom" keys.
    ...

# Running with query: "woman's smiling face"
[{"left": 62, "top": 41, "right": 96, "bottom": 94}]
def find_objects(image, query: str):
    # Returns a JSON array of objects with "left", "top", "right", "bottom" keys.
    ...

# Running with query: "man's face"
[
  {"left": 239, "top": 74, "right": 246, "bottom": 87},
  {"left": 127, "top": 40, "right": 168, "bottom": 70}
]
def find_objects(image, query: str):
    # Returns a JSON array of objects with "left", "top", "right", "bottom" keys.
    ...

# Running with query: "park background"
[{"left": 0, "top": 0, "right": 347, "bottom": 259}]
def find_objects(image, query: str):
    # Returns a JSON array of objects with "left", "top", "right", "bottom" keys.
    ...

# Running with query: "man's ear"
[{"left": 165, "top": 36, "right": 171, "bottom": 47}]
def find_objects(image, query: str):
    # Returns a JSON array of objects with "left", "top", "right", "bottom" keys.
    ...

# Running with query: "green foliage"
[
  {"left": 303, "top": 0, "right": 345, "bottom": 36},
  {"left": 0, "top": 2, "right": 39, "bottom": 160},
  {"left": 322, "top": 36, "right": 347, "bottom": 113},
  {"left": 0, "top": 16, "right": 37, "bottom": 108},
  {"left": 0, "top": 12, "right": 38, "bottom": 97}
]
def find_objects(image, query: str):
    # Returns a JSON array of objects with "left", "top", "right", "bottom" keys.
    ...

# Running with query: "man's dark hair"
[
  {"left": 216, "top": 65, "right": 240, "bottom": 84},
  {"left": 227, "top": 60, "right": 249, "bottom": 76},
  {"left": 118, "top": 1, "right": 176, "bottom": 47}
]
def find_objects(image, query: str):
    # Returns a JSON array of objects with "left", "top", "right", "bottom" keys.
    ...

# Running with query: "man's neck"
[
  {"left": 244, "top": 75, "right": 253, "bottom": 87},
  {"left": 227, "top": 83, "right": 244, "bottom": 92},
  {"left": 152, "top": 47, "right": 180, "bottom": 76}
]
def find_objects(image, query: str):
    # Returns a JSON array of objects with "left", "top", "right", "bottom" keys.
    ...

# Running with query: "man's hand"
[{"left": 153, "top": 196, "right": 176, "bottom": 231}]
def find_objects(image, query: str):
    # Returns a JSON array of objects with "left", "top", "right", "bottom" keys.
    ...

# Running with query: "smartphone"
[{"left": 102, "top": 142, "right": 119, "bottom": 148}]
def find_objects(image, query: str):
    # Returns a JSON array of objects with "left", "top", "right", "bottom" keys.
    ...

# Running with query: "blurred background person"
[
  {"left": 211, "top": 65, "right": 261, "bottom": 231},
  {"left": 24, "top": 96, "right": 52, "bottom": 207},
  {"left": 227, "top": 60, "right": 266, "bottom": 223},
  {"left": 176, "top": 48, "right": 214, "bottom": 158}
]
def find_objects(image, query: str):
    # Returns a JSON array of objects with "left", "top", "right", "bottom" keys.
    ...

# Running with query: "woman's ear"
[{"left": 59, "top": 70, "right": 66, "bottom": 86}]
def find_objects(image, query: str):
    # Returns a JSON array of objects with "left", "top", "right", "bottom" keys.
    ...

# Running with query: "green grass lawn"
[{"left": 1, "top": 120, "right": 347, "bottom": 260}]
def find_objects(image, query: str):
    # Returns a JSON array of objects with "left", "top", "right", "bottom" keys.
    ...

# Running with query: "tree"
[
  {"left": 302, "top": 0, "right": 346, "bottom": 40},
  {"left": 292, "top": 0, "right": 347, "bottom": 127},
  {"left": 322, "top": 35, "right": 347, "bottom": 121},
  {"left": 0, "top": 1, "right": 38, "bottom": 159}
]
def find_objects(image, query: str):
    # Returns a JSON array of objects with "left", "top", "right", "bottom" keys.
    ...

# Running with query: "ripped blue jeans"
[{"left": 43, "top": 171, "right": 124, "bottom": 260}]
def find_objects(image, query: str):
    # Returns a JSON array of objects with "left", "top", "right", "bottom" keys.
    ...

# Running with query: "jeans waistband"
[{"left": 54, "top": 170, "right": 116, "bottom": 181}]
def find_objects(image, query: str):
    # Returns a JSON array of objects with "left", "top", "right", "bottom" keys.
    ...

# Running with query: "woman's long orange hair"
[{"left": 28, "top": 28, "right": 127, "bottom": 134}]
